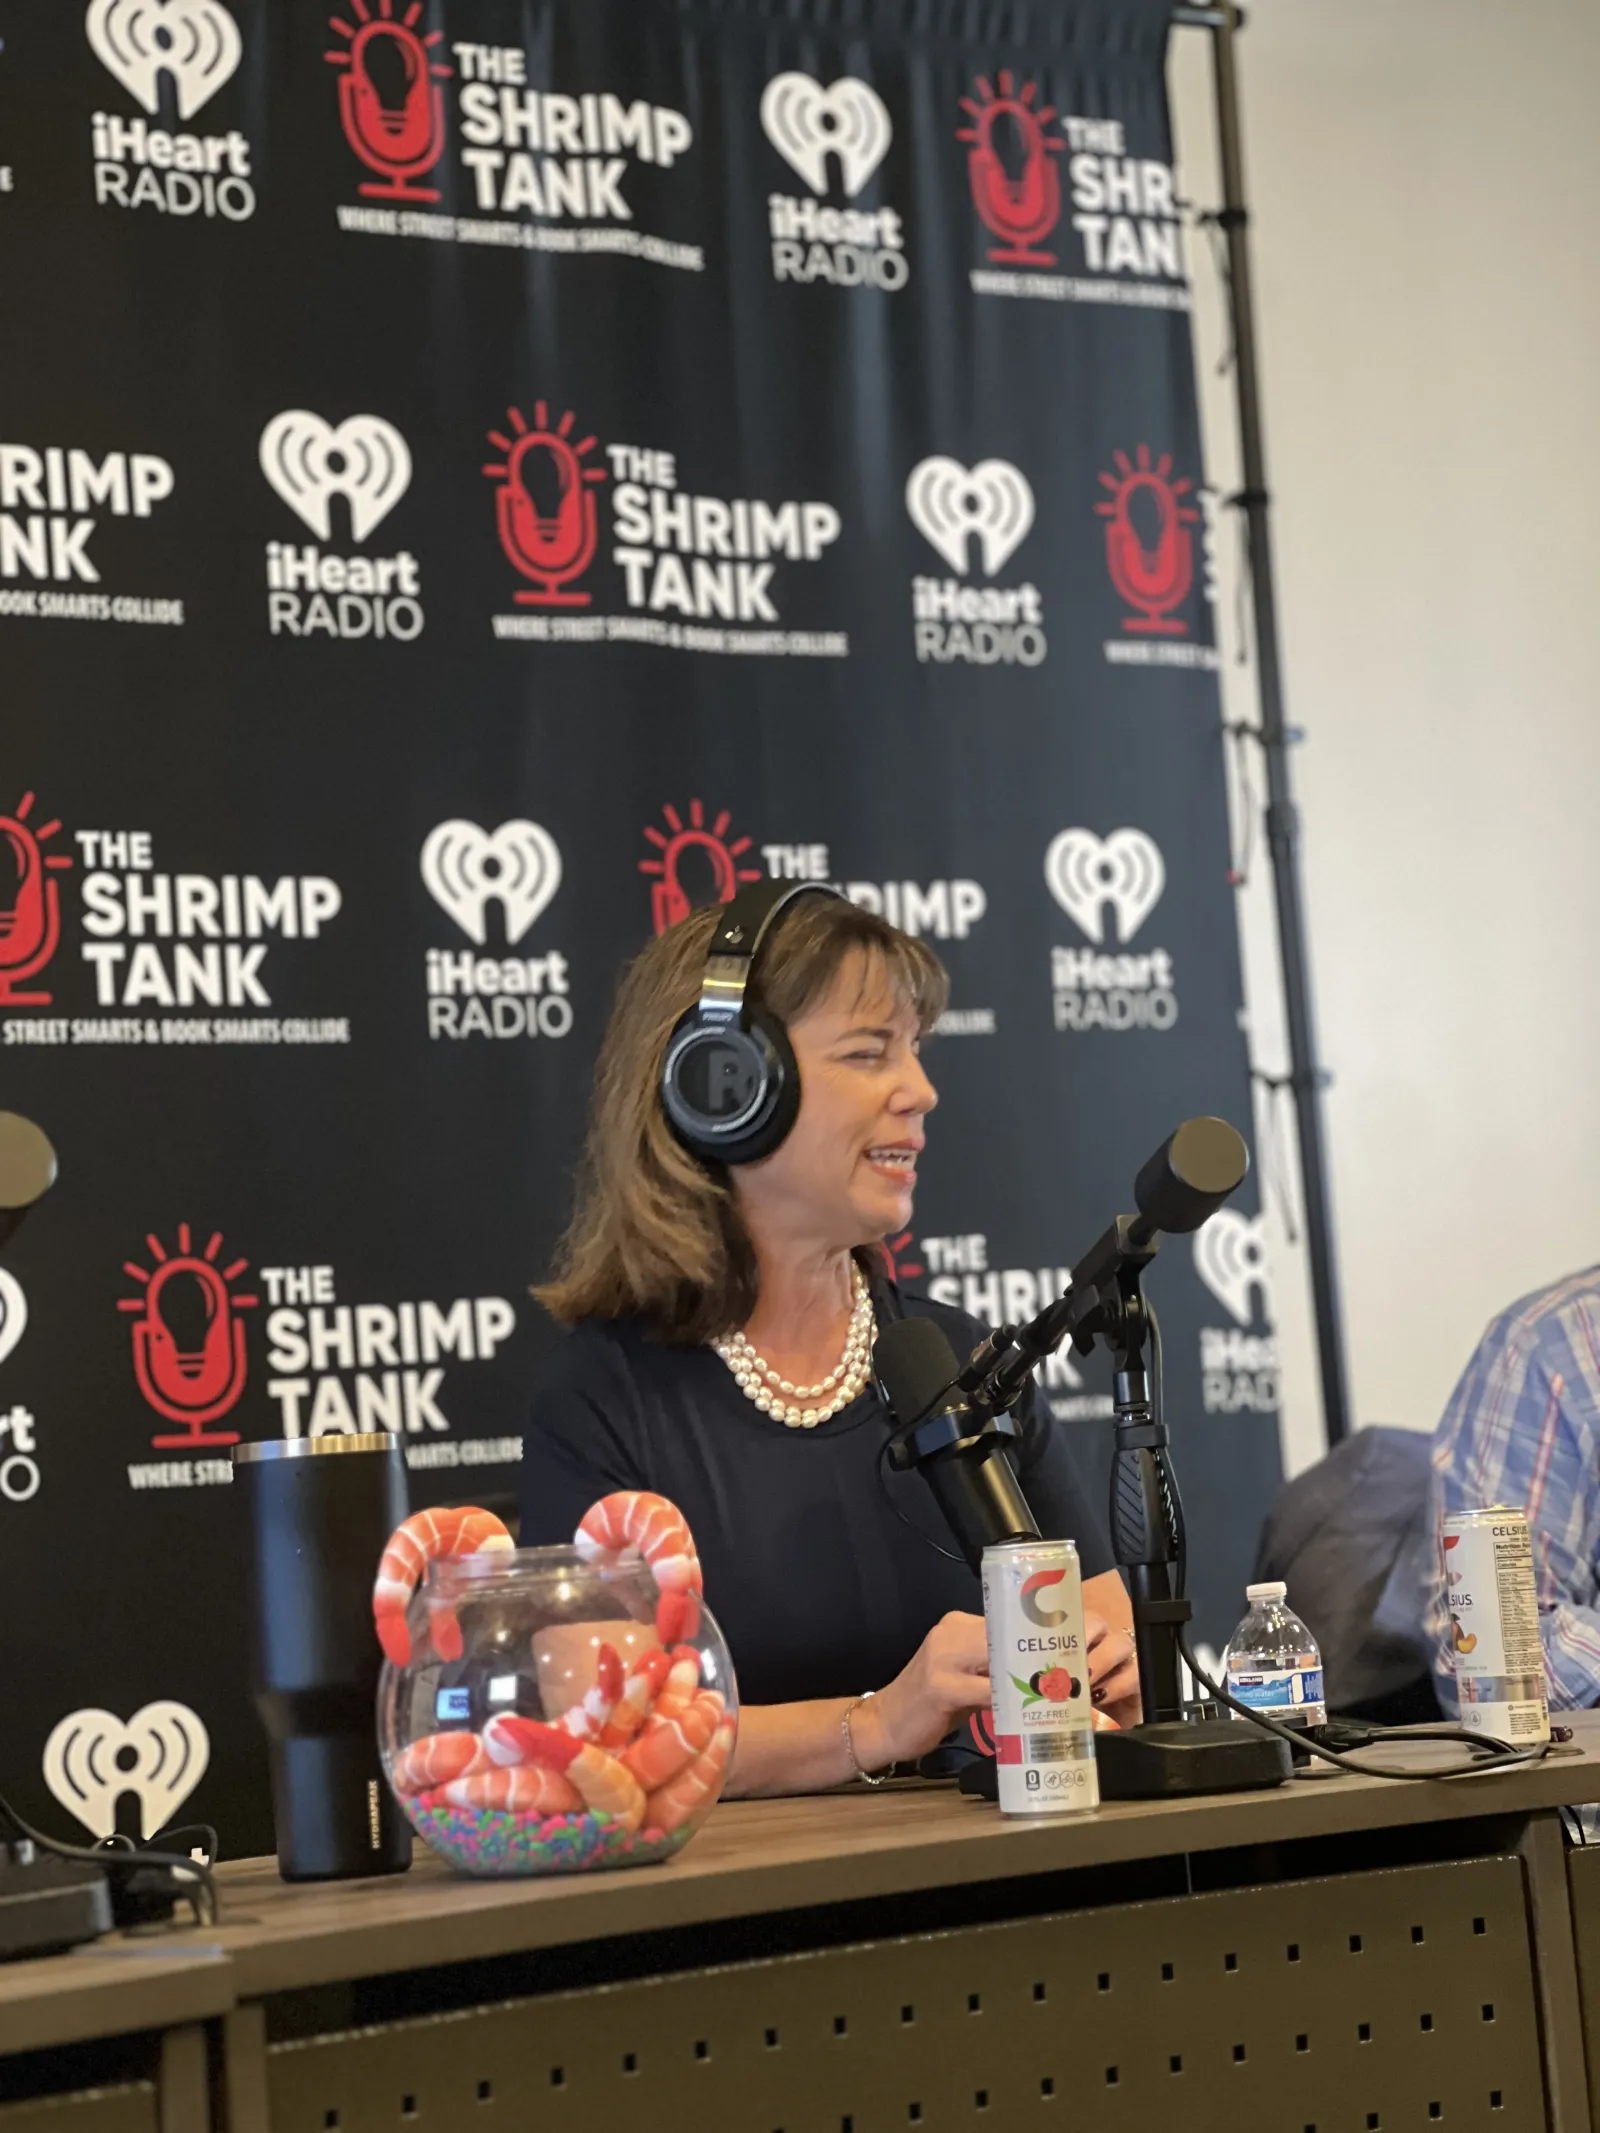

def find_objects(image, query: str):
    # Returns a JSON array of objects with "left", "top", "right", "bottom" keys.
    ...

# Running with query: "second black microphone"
[{"left": 873, "top": 1315, "right": 1040, "bottom": 1572}]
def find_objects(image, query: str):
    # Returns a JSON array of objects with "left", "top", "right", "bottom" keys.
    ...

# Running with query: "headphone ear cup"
[
  {"left": 660, "top": 1007, "right": 799, "bottom": 1167},
  {"left": 718, "top": 1008, "right": 800, "bottom": 1166}
]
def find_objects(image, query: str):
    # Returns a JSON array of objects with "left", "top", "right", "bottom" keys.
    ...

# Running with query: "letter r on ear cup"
[
  {"left": 661, "top": 1010, "right": 796, "bottom": 1166},
  {"left": 660, "top": 882, "right": 841, "bottom": 1166}
]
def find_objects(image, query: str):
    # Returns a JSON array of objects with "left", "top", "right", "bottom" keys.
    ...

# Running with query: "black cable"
[
  {"left": 145, "top": 1823, "right": 221, "bottom": 1870},
  {"left": 1222, "top": 719, "right": 1260, "bottom": 885},
  {"left": 1145, "top": 1299, "right": 1187, "bottom": 1609},
  {"left": 1248, "top": 1071, "right": 1303, "bottom": 1246},
  {"left": 875, "top": 1432, "right": 967, "bottom": 1567},
  {"left": 1149, "top": 1280, "right": 1539, "bottom": 1779},
  {"left": 1193, "top": 206, "right": 1238, "bottom": 378},
  {"left": 0, "top": 1793, "right": 218, "bottom": 1927},
  {"left": 1148, "top": 1299, "right": 1163, "bottom": 1429},
  {"left": 1177, "top": 1630, "right": 1550, "bottom": 1781}
]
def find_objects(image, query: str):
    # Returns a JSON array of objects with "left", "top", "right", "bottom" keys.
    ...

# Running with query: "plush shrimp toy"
[
  {"left": 371, "top": 1504, "right": 515, "bottom": 1666},
  {"left": 371, "top": 1489, "right": 705, "bottom": 1667},
  {"left": 573, "top": 1489, "right": 704, "bottom": 1644}
]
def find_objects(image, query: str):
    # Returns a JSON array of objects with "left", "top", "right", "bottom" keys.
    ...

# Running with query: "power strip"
[{"left": 0, "top": 1852, "right": 111, "bottom": 1961}]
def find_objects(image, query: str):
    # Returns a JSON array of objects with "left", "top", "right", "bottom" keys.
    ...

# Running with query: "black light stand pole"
[{"left": 1179, "top": 3, "right": 1353, "bottom": 1445}]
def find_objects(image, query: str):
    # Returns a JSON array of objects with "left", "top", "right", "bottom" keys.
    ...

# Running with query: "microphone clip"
[{"left": 881, "top": 1392, "right": 1025, "bottom": 1475}]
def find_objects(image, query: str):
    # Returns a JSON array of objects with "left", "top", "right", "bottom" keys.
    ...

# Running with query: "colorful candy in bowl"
[{"left": 374, "top": 1494, "right": 736, "bottom": 1876}]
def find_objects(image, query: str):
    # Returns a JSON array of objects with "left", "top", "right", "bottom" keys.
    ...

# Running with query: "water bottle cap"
[{"left": 1245, "top": 1581, "right": 1287, "bottom": 1602}]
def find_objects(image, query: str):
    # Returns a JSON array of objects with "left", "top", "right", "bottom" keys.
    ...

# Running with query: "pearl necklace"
[{"left": 713, "top": 1264, "right": 876, "bottom": 1429}]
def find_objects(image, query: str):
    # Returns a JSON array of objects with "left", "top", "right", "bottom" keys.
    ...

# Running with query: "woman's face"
[{"left": 733, "top": 950, "right": 938, "bottom": 1251}]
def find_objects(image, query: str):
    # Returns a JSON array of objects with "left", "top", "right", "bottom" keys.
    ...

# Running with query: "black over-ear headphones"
[{"left": 660, "top": 881, "right": 842, "bottom": 1166}]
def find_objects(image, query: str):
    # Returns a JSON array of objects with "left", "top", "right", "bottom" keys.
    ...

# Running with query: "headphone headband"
[{"left": 694, "top": 880, "right": 842, "bottom": 1028}]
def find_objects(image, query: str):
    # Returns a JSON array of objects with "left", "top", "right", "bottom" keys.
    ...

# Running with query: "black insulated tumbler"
[{"left": 233, "top": 1433, "right": 412, "bottom": 1881}]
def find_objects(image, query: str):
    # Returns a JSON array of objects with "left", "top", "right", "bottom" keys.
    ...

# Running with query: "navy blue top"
[{"left": 519, "top": 1291, "right": 1112, "bottom": 1707}]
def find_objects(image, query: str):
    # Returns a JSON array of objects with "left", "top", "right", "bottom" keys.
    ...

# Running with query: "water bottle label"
[{"left": 1228, "top": 1666, "right": 1325, "bottom": 1712}]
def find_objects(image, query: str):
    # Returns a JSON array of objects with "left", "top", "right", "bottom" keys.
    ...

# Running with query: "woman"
[{"left": 520, "top": 886, "right": 1139, "bottom": 1794}]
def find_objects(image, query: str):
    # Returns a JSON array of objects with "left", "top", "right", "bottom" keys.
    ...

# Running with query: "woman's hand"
[
  {"left": 849, "top": 1611, "right": 991, "bottom": 1769},
  {"left": 727, "top": 1600, "right": 1141, "bottom": 1795},
  {"left": 1086, "top": 1609, "right": 1141, "bottom": 1729},
  {"left": 851, "top": 1606, "right": 1142, "bottom": 1771}
]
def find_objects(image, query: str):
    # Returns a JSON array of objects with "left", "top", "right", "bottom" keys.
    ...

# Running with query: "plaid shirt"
[{"left": 1429, "top": 1266, "right": 1600, "bottom": 1712}]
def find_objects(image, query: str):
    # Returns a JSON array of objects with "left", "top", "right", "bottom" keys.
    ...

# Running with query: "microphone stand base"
[
  {"left": 953, "top": 1720, "right": 1290, "bottom": 1803},
  {"left": 1095, "top": 1721, "right": 1291, "bottom": 1799}
]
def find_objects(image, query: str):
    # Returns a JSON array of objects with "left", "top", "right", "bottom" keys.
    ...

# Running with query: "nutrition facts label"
[
  {"left": 1494, "top": 1523, "right": 1543, "bottom": 1674},
  {"left": 1447, "top": 1511, "right": 1550, "bottom": 1740}
]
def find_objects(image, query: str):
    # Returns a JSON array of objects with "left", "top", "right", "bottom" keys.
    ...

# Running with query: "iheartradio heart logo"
[
  {"left": 43, "top": 1700, "right": 210, "bottom": 1841},
  {"left": 905, "top": 457, "right": 1034, "bottom": 577},
  {"left": 1045, "top": 828, "right": 1165, "bottom": 945},
  {"left": 86, "top": 0, "right": 242, "bottom": 123},
  {"left": 420, "top": 820, "right": 562, "bottom": 947},
  {"left": 760, "top": 72, "right": 892, "bottom": 198},
  {"left": 1194, "top": 1210, "right": 1272, "bottom": 1327},
  {"left": 259, "top": 411, "right": 412, "bottom": 543},
  {"left": 0, "top": 1270, "right": 25, "bottom": 1369}
]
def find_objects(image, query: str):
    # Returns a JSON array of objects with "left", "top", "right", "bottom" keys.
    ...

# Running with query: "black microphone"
[
  {"left": 970, "top": 1117, "right": 1253, "bottom": 1415},
  {"left": 872, "top": 1316, "right": 1040, "bottom": 1572},
  {"left": 1132, "top": 1116, "right": 1248, "bottom": 1238}
]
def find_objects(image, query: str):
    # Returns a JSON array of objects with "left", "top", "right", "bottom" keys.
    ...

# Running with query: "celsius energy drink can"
[
  {"left": 981, "top": 1539, "right": 1098, "bottom": 1816},
  {"left": 1442, "top": 1506, "right": 1550, "bottom": 1743}
]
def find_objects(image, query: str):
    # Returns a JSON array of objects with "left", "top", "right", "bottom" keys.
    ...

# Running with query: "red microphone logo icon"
[
  {"left": 485, "top": 403, "right": 608, "bottom": 607},
  {"left": 957, "top": 72, "right": 1064, "bottom": 267},
  {"left": 1096, "top": 447, "right": 1199, "bottom": 635},
  {"left": 638, "top": 800, "right": 764, "bottom": 935},
  {"left": 119, "top": 1224, "right": 257, "bottom": 1448},
  {"left": 325, "top": 0, "right": 450, "bottom": 204},
  {"left": 880, "top": 1230, "right": 926, "bottom": 1283},
  {"left": 0, "top": 790, "right": 73, "bottom": 1008}
]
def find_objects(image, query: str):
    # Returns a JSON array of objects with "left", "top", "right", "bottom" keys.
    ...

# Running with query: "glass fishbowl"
[{"left": 378, "top": 1545, "right": 736, "bottom": 1877}]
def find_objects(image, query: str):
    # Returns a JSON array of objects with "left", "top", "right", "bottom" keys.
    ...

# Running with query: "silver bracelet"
[{"left": 842, "top": 1696, "right": 891, "bottom": 1787}]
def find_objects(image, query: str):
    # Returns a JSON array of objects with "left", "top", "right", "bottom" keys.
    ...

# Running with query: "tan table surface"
[
  {"left": 211, "top": 1712, "right": 1600, "bottom": 1998},
  {"left": 3, "top": 1716, "right": 1597, "bottom": 2049},
  {"left": 0, "top": 1938, "right": 233, "bottom": 2057}
]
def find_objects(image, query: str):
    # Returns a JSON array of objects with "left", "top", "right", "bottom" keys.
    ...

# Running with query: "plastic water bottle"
[{"left": 1223, "top": 1581, "right": 1327, "bottom": 1729}]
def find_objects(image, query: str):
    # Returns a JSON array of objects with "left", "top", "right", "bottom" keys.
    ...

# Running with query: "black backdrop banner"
[{"left": 0, "top": 0, "right": 1282, "bottom": 1855}]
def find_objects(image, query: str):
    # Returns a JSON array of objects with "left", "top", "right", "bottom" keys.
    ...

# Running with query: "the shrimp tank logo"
[
  {"left": 639, "top": 799, "right": 764, "bottom": 934},
  {"left": 958, "top": 72, "right": 1064, "bottom": 267},
  {"left": 325, "top": 0, "right": 452, "bottom": 206},
  {"left": 485, "top": 401, "right": 608, "bottom": 607},
  {"left": 1096, "top": 446, "right": 1199, "bottom": 636},
  {"left": 0, "top": 790, "right": 74, "bottom": 1006},
  {"left": 119, "top": 1222, "right": 256, "bottom": 1448},
  {"left": 880, "top": 1230, "right": 926, "bottom": 1283}
]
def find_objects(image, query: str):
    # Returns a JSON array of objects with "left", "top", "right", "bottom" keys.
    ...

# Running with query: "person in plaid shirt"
[{"left": 1430, "top": 1267, "right": 1600, "bottom": 1714}]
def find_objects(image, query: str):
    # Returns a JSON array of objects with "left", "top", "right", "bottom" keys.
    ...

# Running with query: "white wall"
[{"left": 1169, "top": 1, "right": 1600, "bottom": 1473}]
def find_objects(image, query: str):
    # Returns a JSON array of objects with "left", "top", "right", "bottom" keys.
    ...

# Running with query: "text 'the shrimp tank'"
[{"left": 378, "top": 1544, "right": 737, "bottom": 1877}]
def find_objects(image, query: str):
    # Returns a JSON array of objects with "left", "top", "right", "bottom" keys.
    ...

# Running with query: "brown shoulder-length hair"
[{"left": 536, "top": 896, "right": 948, "bottom": 1345}]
